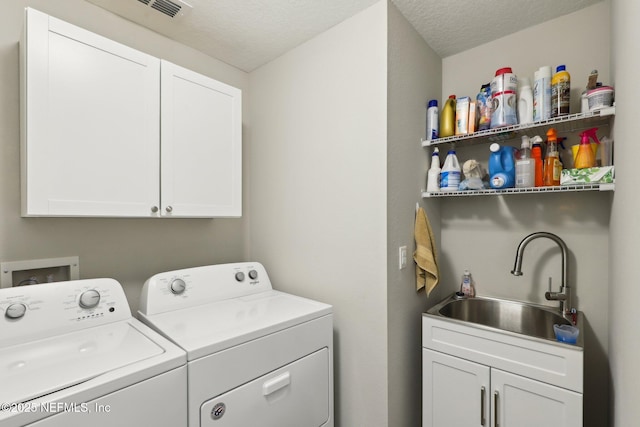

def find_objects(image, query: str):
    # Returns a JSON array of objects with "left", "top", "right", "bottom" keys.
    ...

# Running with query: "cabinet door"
[
  {"left": 21, "top": 8, "right": 160, "bottom": 217},
  {"left": 160, "top": 60, "right": 242, "bottom": 217},
  {"left": 423, "top": 349, "right": 490, "bottom": 427},
  {"left": 492, "top": 368, "right": 582, "bottom": 427}
]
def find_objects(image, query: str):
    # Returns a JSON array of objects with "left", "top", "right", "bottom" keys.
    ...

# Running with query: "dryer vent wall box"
[
  {"left": 1, "top": 256, "right": 79, "bottom": 288},
  {"left": 138, "top": 262, "right": 335, "bottom": 427},
  {"left": 0, "top": 277, "right": 187, "bottom": 427}
]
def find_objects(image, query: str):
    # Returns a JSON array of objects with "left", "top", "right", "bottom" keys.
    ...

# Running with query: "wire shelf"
[
  {"left": 421, "top": 106, "right": 615, "bottom": 148},
  {"left": 422, "top": 183, "right": 614, "bottom": 198}
]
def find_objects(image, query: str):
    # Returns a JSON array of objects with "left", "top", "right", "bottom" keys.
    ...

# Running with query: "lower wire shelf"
[{"left": 422, "top": 182, "right": 615, "bottom": 198}]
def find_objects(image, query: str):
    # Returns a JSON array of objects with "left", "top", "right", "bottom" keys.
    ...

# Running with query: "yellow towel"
[{"left": 414, "top": 207, "right": 439, "bottom": 296}]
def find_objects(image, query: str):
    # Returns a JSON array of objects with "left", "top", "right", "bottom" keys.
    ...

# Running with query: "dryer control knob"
[
  {"left": 169, "top": 278, "right": 186, "bottom": 295},
  {"left": 79, "top": 289, "right": 101, "bottom": 309},
  {"left": 248, "top": 270, "right": 258, "bottom": 280},
  {"left": 235, "top": 272, "right": 245, "bottom": 282},
  {"left": 5, "top": 303, "right": 27, "bottom": 319}
]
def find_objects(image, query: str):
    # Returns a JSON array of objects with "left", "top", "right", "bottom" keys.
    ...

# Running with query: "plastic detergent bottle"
[
  {"left": 490, "top": 67, "right": 518, "bottom": 128},
  {"left": 551, "top": 65, "right": 571, "bottom": 117},
  {"left": 574, "top": 128, "right": 600, "bottom": 169},
  {"left": 440, "top": 95, "right": 456, "bottom": 138},
  {"left": 516, "top": 136, "right": 535, "bottom": 188},
  {"left": 460, "top": 270, "right": 475, "bottom": 297},
  {"left": 426, "top": 147, "right": 441, "bottom": 192},
  {"left": 440, "top": 148, "right": 461, "bottom": 191},
  {"left": 530, "top": 135, "right": 544, "bottom": 187},
  {"left": 426, "top": 100, "right": 439, "bottom": 141},
  {"left": 488, "top": 143, "right": 515, "bottom": 189},
  {"left": 543, "top": 128, "right": 562, "bottom": 186},
  {"left": 518, "top": 78, "right": 534, "bottom": 125},
  {"left": 476, "top": 83, "right": 492, "bottom": 131}
]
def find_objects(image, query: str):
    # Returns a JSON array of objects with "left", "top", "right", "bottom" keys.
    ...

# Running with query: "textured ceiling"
[{"left": 85, "top": 0, "right": 603, "bottom": 72}]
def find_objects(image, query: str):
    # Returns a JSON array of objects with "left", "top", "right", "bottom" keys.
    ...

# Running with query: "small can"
[{"left": 426, "top": 99, "right": 439, "bottom": 140}]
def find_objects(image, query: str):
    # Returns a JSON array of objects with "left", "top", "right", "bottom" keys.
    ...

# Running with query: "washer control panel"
[
  {"left": 139, "top": 262, "right": 273, "bottom": 316},
  {"left": 0, "top": 278, "right": 131, "bottom": 344}
]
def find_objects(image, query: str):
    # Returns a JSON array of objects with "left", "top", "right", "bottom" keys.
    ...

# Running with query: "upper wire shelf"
[{"left": 421, "top": 106, "right": 615, "bottom": 148}]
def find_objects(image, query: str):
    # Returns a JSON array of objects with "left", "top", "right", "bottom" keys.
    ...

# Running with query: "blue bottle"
[{"left": 489, "top": 143, "right": 515, "bottom": 189}]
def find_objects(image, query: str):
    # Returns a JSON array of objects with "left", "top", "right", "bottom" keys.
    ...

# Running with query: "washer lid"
[
  {"left": 140, "top": 290, "right": 332, "bottom": 361},
  {"left": 0, "top": 321, "right": 164, "bottom": 405}
]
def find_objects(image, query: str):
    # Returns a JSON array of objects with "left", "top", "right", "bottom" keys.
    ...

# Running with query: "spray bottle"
[
  {"left": 574, "top": 127, "right": 600, "bottom": 169},
  {"left": 544, "top": 128, "right": 562, "bottom": 186},
  {"left": 530, "top": 136, "right": 544, "bottom": 187},
  {"left": 516, "top": 136, "right": 535, "bottom": 188},
  {"left": 426, "top": 147, "right": 441, "bottom": 192}
]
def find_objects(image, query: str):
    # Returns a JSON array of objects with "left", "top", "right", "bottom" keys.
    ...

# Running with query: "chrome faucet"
[{"left": 511, "top": 232, "right": 572, "bottom": 314}]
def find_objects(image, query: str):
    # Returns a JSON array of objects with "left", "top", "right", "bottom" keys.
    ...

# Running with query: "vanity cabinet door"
[
  {"left": 423, "top": 349, "right": 490, "bottom": 427},
  {"left": 21, "top": 8, "right": 160, "bottom": 217},
  {"left": 492, "top": 368, "right": 582, "bottom": 427},
  {"left": 160, "top": 60, "right": 242, "bottom": 217}
]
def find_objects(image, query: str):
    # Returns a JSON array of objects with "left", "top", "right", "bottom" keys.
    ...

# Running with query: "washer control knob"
[
  {"left": 79, "top": 289, "right": 101, "bottom": 309},
  {"left": 5, "top": 303, "right": 27, "bottom": 319},
  {"left": 248, "top": 270, "right": 258, "bottom": 280},
  {"left": 169, "top": 278, "right": 186, "bottom": 295},
  {"left": 235, "top": 272, "right": 245, "bottom": 282}
]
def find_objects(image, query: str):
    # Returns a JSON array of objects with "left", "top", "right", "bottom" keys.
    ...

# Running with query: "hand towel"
[{"left": 414, "top": 207, "right": 439, "bottom": 296}]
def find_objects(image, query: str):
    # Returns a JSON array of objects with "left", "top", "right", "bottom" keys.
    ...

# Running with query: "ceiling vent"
[{"left": 136, "top": 0, "right": 192, "bottom": 19}]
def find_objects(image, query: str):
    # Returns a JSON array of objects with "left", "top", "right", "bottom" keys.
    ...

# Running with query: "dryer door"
[{"left": 200, "top": 348, "right": 329, "bottom": 427}]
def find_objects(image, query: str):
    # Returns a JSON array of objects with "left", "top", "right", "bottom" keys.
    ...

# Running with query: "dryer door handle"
[{"left": 262, "top": 372, "right": 291, "bottom": 396}]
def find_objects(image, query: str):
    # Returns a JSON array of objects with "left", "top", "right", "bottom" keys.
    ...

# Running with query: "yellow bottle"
[
  {"left": 551, "top": 65, "right": 570, "bottom": 117},
  {"left": 574, "top": 132, "right": 596, "bottom": 169},
  {"left": 439, "top": 95, "right": 456, "bottom": 138}
]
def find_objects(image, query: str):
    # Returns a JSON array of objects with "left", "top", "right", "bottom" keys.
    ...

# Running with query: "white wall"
[
  {"left": 610, "top": 0, "right": 640, "bottom": 425},
  {"left": 0, "top": 1, "right": 249, "bottom": 311},
  {"left": 386, "top": 2, "right": 443, "bottom": 426},
  {"left": 440, "top": 4, "right": 611, "bottom": 426},
  {"left": 248, "top": 2, "right": 389, "bottom": 425}
]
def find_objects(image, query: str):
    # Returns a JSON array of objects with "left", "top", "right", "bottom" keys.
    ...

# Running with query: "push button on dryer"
[{"left": 235, "top": 272, "right": 245, "bottom": 282}]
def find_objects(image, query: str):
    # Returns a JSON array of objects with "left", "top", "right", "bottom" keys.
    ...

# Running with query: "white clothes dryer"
[
  {"left": 138, "top": 262, "right": 333, "bottom": 427},
  {"left": 0, "top": 278, "right": 187, "bottom": 427}
]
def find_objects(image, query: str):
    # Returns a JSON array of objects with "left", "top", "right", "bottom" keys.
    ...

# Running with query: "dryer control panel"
[
  {"left": 0, "top": 278, "right": 131, "bottom": 346},
  {"left": 139, "top": 262, "right": 273, "bottom": 316}
]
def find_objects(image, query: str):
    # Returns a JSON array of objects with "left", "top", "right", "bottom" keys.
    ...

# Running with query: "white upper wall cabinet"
[
  {"left": 160, "top": 60, "right": 242, "bottom": 218},
  {"left": 20, "top": 8, "right": 242, "bottom": 218}
]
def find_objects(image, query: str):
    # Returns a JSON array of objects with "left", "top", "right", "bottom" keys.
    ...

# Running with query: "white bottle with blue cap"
[
  {"left": 426, "top": 100, "right": 439, "bottom": 141},
  {"left": 440, "top": 148, "right": 461, "bottom": 192}
]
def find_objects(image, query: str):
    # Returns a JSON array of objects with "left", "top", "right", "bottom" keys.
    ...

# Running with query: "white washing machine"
[
  {"left": 138, "top": 262, "right": 333, "bottom": 427},
  {"left": 0, "top": 278, "right": 187, "bottom": 427}
]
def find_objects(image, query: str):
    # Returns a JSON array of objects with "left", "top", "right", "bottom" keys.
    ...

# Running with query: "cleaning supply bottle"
[
  {"left": 490, "top": 67, "right": 518, "bottom": 128},
  {"left": 488, "top": 143, "right": 515, "bottom": 189},
  {"left": 574, "top": 128, "right": 600, "bottom": 169},
  {"left": 551, "top": 65, "right": 571, "bottom": 117},
  {"left": 460, "top": 269, "right": 475, "bottom": 297},
  {"left": 440, "top": 148, "right": 461, "bottom": 191},
  {"left": 544, "top": 128, "right": 562, "bottom": 186},
  {"left": 476, "top": 83, "right": 492, "bottom": 131},
  {"left": 533, "top": 66, "right": 552, "bottom": 121},
  {"left": 600, "top": 136, "right": 613, "bottom": 166},
  {"left": 440, "top": 95, "right": 456, "bottom": 138},
  {"left": 530, "top": 135, "right": 544, "bottom": 187},
  {"left": 426, "top": 100, "right": 439, "bottom": 141},
  {"left": 518, "top": 77, "right": 534, "bottom": 124},
  {"left": 426, "top": 147, "right": 441, "bottom": 192},
  {"left": 516, "top": 136, "right": 535, "bottom": 188}
]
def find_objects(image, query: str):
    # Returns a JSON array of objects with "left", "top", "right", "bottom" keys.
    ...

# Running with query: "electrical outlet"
[{"left": 399, "top": 246, "right": 407, "bottom": 270}]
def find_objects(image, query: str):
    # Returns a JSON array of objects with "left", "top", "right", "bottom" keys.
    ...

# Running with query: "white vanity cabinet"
[
  {"left": 20, "top": 8, "right": 242, "bottom": 218},
  {"left": 423, "top": 314, "right": 583, "bottom": 427}
]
